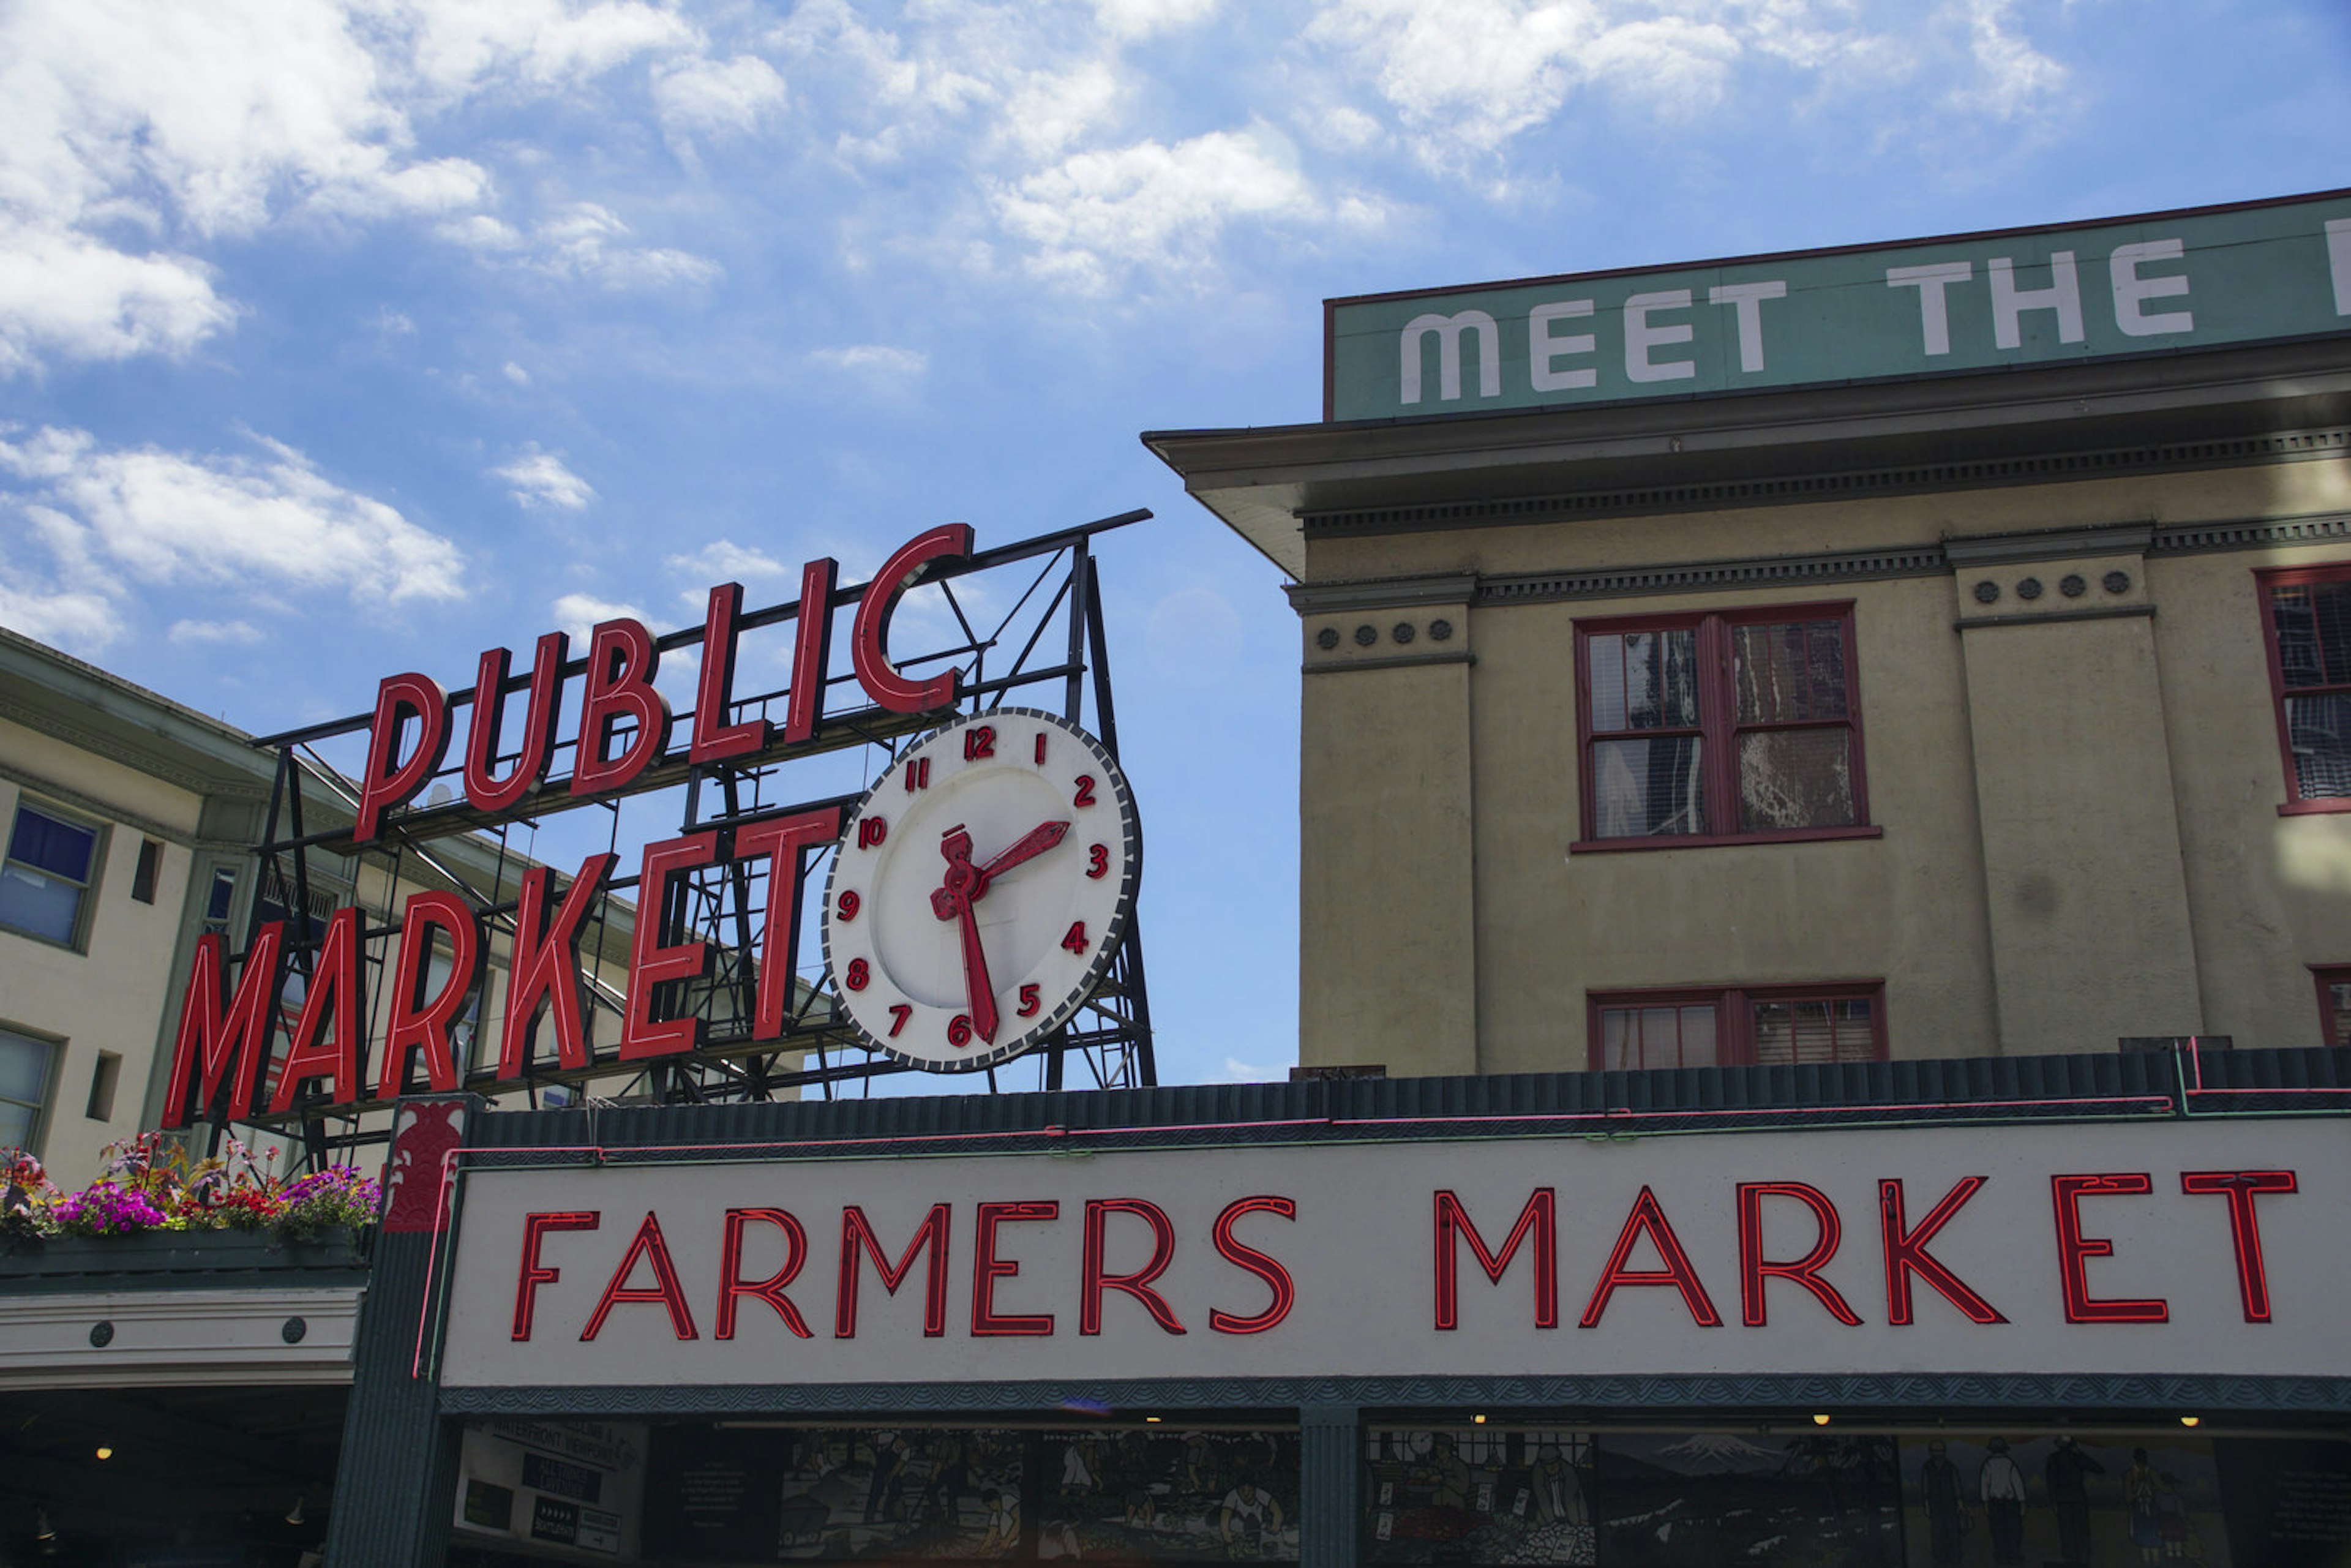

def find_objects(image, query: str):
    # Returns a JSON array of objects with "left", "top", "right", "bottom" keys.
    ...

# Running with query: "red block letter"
[
  {"left": 570, "top": 618, "right": 672, "bottom": 796},
  {"left": 782, "top": 557, "right": 838, "bottom": 744},
  {"left": 735, "top": 808, "right": 844, "bottom": 1040},
  {"left": 464, "top": 632, "right": 568, "bottom": 814},
  {"left": 2181, "top": 1169, "right": 2298, "bottom": 1324},
  {"left": 1081, "top": 1199, "right": 1185, "bottom": 1336},
  {"left": 619, "top": 831, "right": 719, "bottom": 1060},
  {"left": 972, "top": 1200, "right": 1059, "bottom": 1337},
  {"left": 1737, "top": 1182, "right": 1861, "bottom": 1327},
  {"left": 718, "top": 1207, "right": 813, "bottom": 1340},
  {"left": 2051, "top": 1174, "right": 2168, "bottom": 1324},
  {"left": 691, "top": 583, "right": 771, "bottom": 763},
  {"left": 354, "top": 673, "right": 449, "bottom": 843},
  {"left": 837, "top": 1204, "right": 951, "bottom": 1338},
  {"left": 850, "top": 525, "right": 972, "bottom": 713},
  {"left": 269, "top": 905, "right": 367, "bottom": 1113},
  {"left": 377, "top": 891, "right": 482, "bottom": 1099},
  {"left": 161, "top": 925, "right": 284, "bottom": 1128},
  {"left": 1580, "top": 1187, "right": 1721, "bottom": 1329},
  {"left": 1210, "top": 1195, "right": 1297, "bottom": 1335},
  {"left": 513, "top": 1210, "right": 599, "bottom": 1340},
  {"left": 582, "top": 1211, "right": 699, "bottom": 1341},
  {"left": 1434, "top": 1188, "right": 1558, "bottom": 1330},
  {"left": 497, "top": 853, "right": 616, "bottom": 1077},
  {"left": 1880, "top": 1177, "right": 2008, "bottom": 1326}
]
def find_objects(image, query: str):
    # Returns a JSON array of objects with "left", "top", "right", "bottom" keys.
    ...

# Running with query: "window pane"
[
  {"left": 1589, "top": 630, "right": 1697, "bottom": 732},
  {"left": 1676, "top": 1004, "right": 1717, "bottom": 1068},
  {"left": 1737, "top": 729, "right": 1858, "bottom": 831},
  {"left": 1591, "top": 737, "right": 1705, "bottom": 838},
  {"left": 0, "top": 1101, "right": 32, "bottom": 1152},
  {"left": 1599, "top": 1008, "right": 1630, "bottom": 1070},
  {"left": 2287, "top": 693, "right": 2351, "bottom": 798},
  {"left": 1733, "top": 620, "right": 1848, "bottom": 723},
  {"left": 8, "top": 808, "right": 94, "bottom": 883},
  {"left": 0, "top": 865, "right": 81, "bottom": 944},
  {"left": 1753, "top": 997, "right": 1874, "bottom": 1065},
  {"left": 2321, "top": 582, "right": 2351, "bottom": 686},
  {"left": 2329, "top": 981, "right": 2351, "bottom": 1048},
  {"left": 0, "top": 1031, "right": 51, "bottom": 1108}
]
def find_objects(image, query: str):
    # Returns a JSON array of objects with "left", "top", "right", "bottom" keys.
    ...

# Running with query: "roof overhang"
[{"left": 1143, "top": 337, "right": 2351, "bottom": 579}]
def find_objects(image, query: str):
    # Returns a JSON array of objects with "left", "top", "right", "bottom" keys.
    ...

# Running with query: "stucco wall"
[{"left": 1294, "top": 456, "right": 2351, "bottom": 1071}]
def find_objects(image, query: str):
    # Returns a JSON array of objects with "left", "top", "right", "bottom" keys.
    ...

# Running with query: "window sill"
[
  {"left": 1569, "top": 824, "right": 1884, "bottom": 855},
  {"left": 2278, "top": 798, "right": 2351, "bottom": 817},
  {"left": 0, "top": 923, "right": 90, "bottom": 956}
]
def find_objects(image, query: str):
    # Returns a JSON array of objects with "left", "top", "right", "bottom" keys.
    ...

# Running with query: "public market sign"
[
  {"left": 438, "top": 1118, "right": 2342, "bottom": 1389},
  {"left": 1325, "top": 189, "right": 2351, "bottom": 422},
  {"left": 162, "top": 523, "right": 1112, "bottom": 1127}
]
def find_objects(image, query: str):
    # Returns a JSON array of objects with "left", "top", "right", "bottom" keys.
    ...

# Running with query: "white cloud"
[
  {"left": 806, "top": 344, "right": 929, "bottom": 381},
  {"left": 0, "top": 563, "right": 122, "bottom": 653},
  {"left": 490, "top": 446, "right": 594, "bottom": 511},
  {"left": 533, "top": 203, "right": 722, "bottom": 289},
  {"left": 996, "top": 127, "right": 1349, "bottom": 292},
  {"left": 0, "top": 424, "right": 465, "bottom": 616},
  {"left": 1946, "top": 0, "right": 2067, "bottom": 121},
  {"left": 0, "top": 0, "right": 716, "bottom": 374},
  {"left": 1092, "top": 0, "right": 1221, "bottom": 40},
  {"left": 168, "top": 617, "right": 266, "bottom": 645},
  {"left": 1221, "top": 1056, "right": 1286, "bottom": 1082},
  {"left": 654, "top": 53, "right": 787, "bottom": 148},
  {"left": 550, "top": 590, "right": 648, "bottom": 643},
  {"left": 666, "top": 539, "right": 790, "bottom": 581},
  {"left": 501, "top": 359, "right": 531, "bottom": 386}
]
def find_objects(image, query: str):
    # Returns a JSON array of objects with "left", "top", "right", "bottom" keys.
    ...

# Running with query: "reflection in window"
[
  {"left": 0, "top": 804, "right": 98, "bottom": 946},
  {"left": 0, "top": 1027, "right": 56, "bottom": 1152}
]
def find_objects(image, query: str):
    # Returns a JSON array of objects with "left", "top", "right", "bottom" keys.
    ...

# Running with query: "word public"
[{"left": 162, "top": 525, "right": 977, "bottom": 1129}]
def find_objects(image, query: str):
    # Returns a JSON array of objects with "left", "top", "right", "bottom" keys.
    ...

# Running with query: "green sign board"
[{"left": 1325, "top": 190, "right": 2351, "bottom": 423}]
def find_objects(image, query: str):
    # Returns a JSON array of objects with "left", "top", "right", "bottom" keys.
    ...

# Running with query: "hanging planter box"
[{"left": 0, "top": 1226, "right": 370, "bottom": 1285}]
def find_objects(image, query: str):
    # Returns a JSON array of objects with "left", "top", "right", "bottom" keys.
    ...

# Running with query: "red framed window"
[
  {"left": 2317, "top": 966, "right": 2351, "bottom": 1048},
  {"left": 1589, "top": 983, "right": 1887, "bottom": 1071},
  {"left": 1574, "top": 604, "right": 1872, "bottom": 847},
  {"left": 2259, "top": 565, "right": 2351, "bottom": 811}
]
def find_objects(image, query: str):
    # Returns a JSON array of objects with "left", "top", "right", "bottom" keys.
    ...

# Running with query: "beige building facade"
[
  {"left": 1152, "top": 209, "right": 2351, "bottom": 1080},
  {"left": 0, "top": 628, "right": 637, "bottom": 1182}
]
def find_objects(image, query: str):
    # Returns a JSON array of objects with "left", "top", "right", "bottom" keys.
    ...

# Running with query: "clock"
[{"left": 820, "top": 708, "right": 1141, "bottom": 1071}]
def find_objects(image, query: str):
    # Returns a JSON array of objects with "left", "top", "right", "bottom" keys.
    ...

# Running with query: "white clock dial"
[{"left": 820, "top": 709, "right": 1141, "bottom": 1071}]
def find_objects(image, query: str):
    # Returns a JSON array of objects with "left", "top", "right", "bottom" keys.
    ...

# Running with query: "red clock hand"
[
  {"left": 980, "top": 820, "right": 1070, "bottom": 879},
  {"left": 931, "top": 827, "right": 998, "bottom": 1044}
]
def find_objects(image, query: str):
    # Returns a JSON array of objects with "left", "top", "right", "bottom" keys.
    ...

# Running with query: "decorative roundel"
[{"left": 820, "top": 709, "right": 1141, "bottom": 1073}]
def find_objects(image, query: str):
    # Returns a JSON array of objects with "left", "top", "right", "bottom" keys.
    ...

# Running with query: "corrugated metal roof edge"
[{"left": 465, "top": 1045, "right": 2351, "bottom": 1158}]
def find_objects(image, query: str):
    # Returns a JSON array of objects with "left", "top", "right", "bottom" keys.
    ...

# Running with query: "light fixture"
[
  {"left": 1144, "top": 1416, "right": 1161, "bottom": 1424},
  {"left": 93, "top": 1446, "right": 112, "bottom": 1461},
  {"left": 1812, "top": 1414, "right": 1832, "bottom": 1426},
  {"left": 1472, "top": 1414, "right": 1487, "bottom": 1425},
  {"left": 285, "top": 1496, "right": 307, "bottom": 1526},
  {"left": 2180, "top": 1416, "right": 2200, "bottom": 1428}
]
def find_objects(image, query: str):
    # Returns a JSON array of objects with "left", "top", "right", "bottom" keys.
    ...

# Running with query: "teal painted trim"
[
  {"left": 437, "top": 1373, "right": 2351, "bottom": 1420},
  {"left": 464, "top": 1046, "right": 2351, "bottom": 1164},
  {"left": 1299, "top": 1405, "right": 1360, "bottom": 1568},
  {"left": 1328, "top": 190, "right": 2351, "bottom": 422}
]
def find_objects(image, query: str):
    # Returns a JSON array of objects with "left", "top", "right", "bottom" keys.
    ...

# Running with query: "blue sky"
[{"left": 2, "top": 0, "right": 2347, "bottom": 1089}]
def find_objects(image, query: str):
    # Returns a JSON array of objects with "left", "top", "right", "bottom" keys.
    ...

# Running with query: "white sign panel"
[
  {"left": 438, "top": 1119, "right": 2344, "bottom": 1389},
  {"left": 452, "top": 1419, "right": 647, "bottom": 1558}
]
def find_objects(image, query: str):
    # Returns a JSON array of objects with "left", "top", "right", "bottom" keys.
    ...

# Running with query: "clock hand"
[
  {"left": 954, "top": 896, "right": 999, "bottom": 1045},
  {"left": 979, "top": 820, "right": 1071, "bottom": 880}
]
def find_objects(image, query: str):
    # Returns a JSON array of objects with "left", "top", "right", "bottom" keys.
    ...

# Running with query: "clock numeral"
[
  {"left": 1087, "top": 844, "right": 1109, "bottom": 880},
  {"left": 964, "top": 724, "right": 996, "bottom": 761},
  {"left": 1060, "top": 921, "right": 1089, "bottom": 956},
  {"left": 1033, "top": 733, "right": 1047, "bottom": 765},
  {"left": 888, "top": 1003, "right": 910, "bottom": 1038},
  {"left": 1018, "top": 983, "right": 1041, "bottom": 1018},
  {"left": 844, "top": 958, "right": 871, "bottom": 991},
  {"left": 857, "top": 815, "right": 888, "bottom": 849},
  {"left": 1073, "top": 775, "right": 1097, "bottom": 807},
  {"left": 948, "top": 1013, "right": 974, "bottom": 1047},
  {"left": 902, "top": 757, "right": 931, "bottom": 793},
  {"left": 836, "top": 889, "right": 861, "bottom": 922}
]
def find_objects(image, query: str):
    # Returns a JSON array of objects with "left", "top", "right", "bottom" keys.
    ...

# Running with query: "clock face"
[{"left": 820, "top": 709, "right": 1141, "bottom": 1071}]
